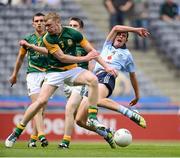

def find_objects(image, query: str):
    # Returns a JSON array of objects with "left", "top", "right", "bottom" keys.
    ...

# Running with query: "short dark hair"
[
  {"left": 32, "top": 12, "right": 45, "bottom": 21},
  {"left": 117, "top": 31, "right": 129, "bottom": 39},
  {"left": 70, "top": 17, "right": 84, "bottom": 29}
]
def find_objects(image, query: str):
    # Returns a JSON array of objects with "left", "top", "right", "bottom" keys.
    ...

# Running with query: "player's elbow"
[{"left": 113, "top": 25, "right": 121, "bottom": 32}]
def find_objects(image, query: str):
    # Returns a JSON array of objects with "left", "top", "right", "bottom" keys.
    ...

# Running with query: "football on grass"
[{"left": 114, "top": 128, "right": 132, "bottom": 147}]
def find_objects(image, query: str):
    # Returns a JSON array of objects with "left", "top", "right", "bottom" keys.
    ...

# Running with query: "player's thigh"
[
  {"left": 74, "top": 70, "right": 98, "bottom": 86},
  {"left": 96, "top": 71, "right": 116, "bottom": 98},
  {"left": 98, "top": 83, "right": 109, "bottom": 99}
]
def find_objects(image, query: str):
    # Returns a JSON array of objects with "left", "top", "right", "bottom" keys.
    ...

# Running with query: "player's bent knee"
[{"left": 88, "top": 75, "right": 98, "bottom": 87}]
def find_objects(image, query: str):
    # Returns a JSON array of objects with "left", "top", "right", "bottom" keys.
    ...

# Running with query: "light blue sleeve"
[
  {"left": 125, "top": 54, "right": 136, "bottom": 72},
  {"left": 126, "top": 62, "right": 135, "bottom": 72}
]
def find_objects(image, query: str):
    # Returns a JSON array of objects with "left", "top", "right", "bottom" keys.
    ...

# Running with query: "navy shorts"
[{"left": 96, "top": 70, "right": 116, "bottom": 97}]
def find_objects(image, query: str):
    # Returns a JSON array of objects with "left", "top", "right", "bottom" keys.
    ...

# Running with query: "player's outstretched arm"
[
  {"left": 19, "top": 40, "right": 48, "bottom": 55},
  {"left": 106, "top": 25, "right": 150, "bottom": 42},
  {"left": 129, "top": 72, "right": 140, "bottom": 106},
  {"left": 53, "top": 49, "right": 99, "bottom": 63},
  {"left": 9, "top": 48, "right": 26, "bottom": 87}
]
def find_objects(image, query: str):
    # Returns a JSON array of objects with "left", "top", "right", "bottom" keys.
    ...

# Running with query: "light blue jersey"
[{"left": 94, "top": 40, "right": 135, "bottom": 73}]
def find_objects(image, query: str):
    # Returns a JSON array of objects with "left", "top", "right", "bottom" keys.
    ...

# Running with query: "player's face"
[
  {"left": 45, "top": 19, "right": 60, "bottom": 34},
  {"left": 32, "top": 16, "right": 45, "bottom": 32},
  {"left": 113, "top": 32, "right": 128, "bottom": 48},
  {"left": 69, "top": 20, "right": 81, "bottom": 31}
]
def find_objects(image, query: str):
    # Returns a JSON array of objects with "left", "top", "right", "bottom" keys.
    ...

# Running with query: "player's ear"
[{"left": 32, "top": 21, "right": 35, "bottom": 28}]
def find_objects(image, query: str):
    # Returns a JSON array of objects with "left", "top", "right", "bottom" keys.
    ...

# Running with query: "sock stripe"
[
  {"left": 63, "top": 135, "right": 71, "bottom": 141},
  {"left": 17, "top": 124, "right": 25, "bottom": 130},
  {"left": 30, "top": 135, "right": 38, "bottom": 140},
  {"left": 88, "top": 109, "right": 98, "bottom": 113}
]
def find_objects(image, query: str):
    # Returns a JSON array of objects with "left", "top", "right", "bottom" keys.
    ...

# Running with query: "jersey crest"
[{"left": 107, "top": 50, "right": 116, "bottom": 61}]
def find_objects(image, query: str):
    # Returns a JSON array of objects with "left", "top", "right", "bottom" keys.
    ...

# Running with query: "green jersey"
[
  {"left": 43, "top": 27, "right": 89, "bottom": 72},
  {"left": 76, "top": 44, "right": 88, "bottom": 70},
  {"left": 23, "top": 33, "right": 48, "bottom": 73}
]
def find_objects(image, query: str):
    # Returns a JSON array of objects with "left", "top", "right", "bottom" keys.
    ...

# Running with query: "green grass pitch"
[{"left": 1, "top": 141, "right": 180, "bottom": 157}]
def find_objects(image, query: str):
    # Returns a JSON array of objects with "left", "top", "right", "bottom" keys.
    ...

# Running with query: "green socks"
[
  {"left": 14, "top": 123, "right": 25, "bottom": 137},
  {"left": 38, "top": 133, "right": 46, "bottom": 142},
  {"left": 61, "top": 135, "right": 71, "bottom": 146},
  {"left": 30, "top": 135, "right": 38, "bottom": 143},
  {"left": 88, "top": 105, "right": 98, "bottom": 119}
]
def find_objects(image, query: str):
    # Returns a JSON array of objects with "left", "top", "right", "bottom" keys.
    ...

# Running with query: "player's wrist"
[{"left": 30, "top": 44, "right": 35, "bottom": 49}]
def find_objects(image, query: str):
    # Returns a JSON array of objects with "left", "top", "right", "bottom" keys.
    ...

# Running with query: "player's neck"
[{"left": 35, "top": 30, "right": 46, "bottom": 37}]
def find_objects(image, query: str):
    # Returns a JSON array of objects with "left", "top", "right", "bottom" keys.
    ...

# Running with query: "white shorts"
[
  {"left": 43, "top": 67, "right": 85, "bottom": 87},
  {"left": 63, "top": 84, "right": 84, "bottom": 98},
  {"left": 26, "top": 72, "right": 46, "bottom": 96}
]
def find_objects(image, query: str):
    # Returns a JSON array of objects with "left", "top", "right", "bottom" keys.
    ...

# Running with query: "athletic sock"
[
  {"left": 14, "top": 123, "right": 25, "bottom": 137},
  {"left": 117, "top": 105, "right": 133, "bottom": 118},
  {"left": 38, "top": 133, "right": 46, "bottom": 142},
  {"left": 61, "top": 135, "right": 71, "bottom": 147},
  {"left": 30, "top": 135, "right": 38, "bottom": 143},
  {"left": 88, "top": 105, "right": 98, "bottom": 119}
]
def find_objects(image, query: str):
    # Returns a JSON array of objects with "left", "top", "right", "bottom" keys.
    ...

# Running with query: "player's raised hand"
[
  {"left": 105, "top": 66, "right": 118, "bottom": 77},
  {"left": 19, "top": 40, "right": 33, "bottom": 48},
  {"left": 9, "top": 74, "right": 17, "bottom": 87},
  {"left": 19, "top": 40, "right": 27, "bottom": 46},
  {"left": 136, "top": 28, "right": 150, "bottom": 38},
  {"left": 129, "top": 97, "right": 139, "bottom": 106}
]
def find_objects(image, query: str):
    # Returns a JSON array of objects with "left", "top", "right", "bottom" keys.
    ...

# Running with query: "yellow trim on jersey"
[
  {"left": 80, "top": 38, "right": 89, "bottom": 48},
  {"left": 29, "top": 62, "right": 47, "bottom": 72},
  {"left": 19, "top": 47, "right": 26, "bottom": 55},
  {"left": 50, "top": 63, "right": 78, "bottom": 71},
  {"left": 43, "top": 34, "right": 60, "bottom": 54}
]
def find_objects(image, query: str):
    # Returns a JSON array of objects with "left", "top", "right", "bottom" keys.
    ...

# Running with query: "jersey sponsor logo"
[{"left": 67, "top": 39, "right": 73, "bottom": 46}]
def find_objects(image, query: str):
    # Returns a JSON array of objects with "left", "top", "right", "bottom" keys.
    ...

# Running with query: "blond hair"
[{"left": 44, "top": 12, "right": 61, "bottom": 23}]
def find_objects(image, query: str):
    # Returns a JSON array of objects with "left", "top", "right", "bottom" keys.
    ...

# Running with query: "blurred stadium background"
[{"left": 0, "top": 0, "right": 180, "bottom": 142}]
